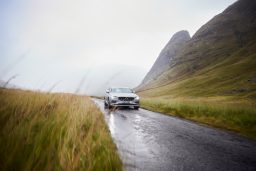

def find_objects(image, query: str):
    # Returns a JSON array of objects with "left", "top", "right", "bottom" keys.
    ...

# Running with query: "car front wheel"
[
  {"left": 107, "top": 101, "right": 113, "bottom": 109},
  {"left": 104, "top": 101, "right": 108, "bottom": 108},
  {"left": 134, "top": 106, "right": 139, "bottom": 110}
]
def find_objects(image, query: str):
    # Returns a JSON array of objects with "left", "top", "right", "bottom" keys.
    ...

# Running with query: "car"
[{"left": 104, "top": 87, "right": 140, "bottom": 110}]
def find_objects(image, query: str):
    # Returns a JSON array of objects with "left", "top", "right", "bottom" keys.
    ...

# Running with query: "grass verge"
[
  {"left": 0, "top": 88, "right": 122, "bottom": 171},
  {"left": 141, "top": 98, "right": 256, "bottom": 139}
]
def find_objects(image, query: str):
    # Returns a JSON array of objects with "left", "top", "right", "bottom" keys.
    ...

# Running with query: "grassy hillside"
[
  {"left": 139, "top": 45, "right": 256, "bottom": 99},
  {"left": 139, "top": 48, "right": 256, "bottom": 139},
  {"left": 138, "top": 41, "right": 256, "bottom": 139},
  {"left": 138, "top": 0, "right": 256, "bottom": 92},
  {"left": 137, "top": 0, "right": 256, "bottom": 139},
  {"left": 0, "top": 88, "right": 122, "bottom": 171}
]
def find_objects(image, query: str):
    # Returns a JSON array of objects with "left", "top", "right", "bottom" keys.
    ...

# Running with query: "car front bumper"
[{"left": 110, "top": 100, "right": 140, "bottom": 107}]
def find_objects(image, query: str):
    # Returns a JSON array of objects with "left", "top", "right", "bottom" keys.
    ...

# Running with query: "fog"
[{"left": 0, "top": 0, "right": 236, "bottom": 95}]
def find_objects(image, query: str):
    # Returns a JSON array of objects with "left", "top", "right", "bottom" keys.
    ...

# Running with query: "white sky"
[{"left": 0, "top": 0, "right": 237, "bottom": 93}]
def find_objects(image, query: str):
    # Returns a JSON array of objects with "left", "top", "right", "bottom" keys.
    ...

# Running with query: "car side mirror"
[{"left": 106, "top": 90, "right": 110, "bottom": 93}]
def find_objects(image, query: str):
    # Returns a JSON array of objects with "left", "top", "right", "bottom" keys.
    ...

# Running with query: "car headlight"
[
  {"left": 111, "top": 96, "right": 118, "bottom": 100},
  {"left": 135, "top": 96, "right": 140, "bottom": 100}
]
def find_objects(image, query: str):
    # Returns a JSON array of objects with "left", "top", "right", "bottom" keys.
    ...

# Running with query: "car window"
[{"left": 111, "top": 88, "right": 132, "bottom": 93}]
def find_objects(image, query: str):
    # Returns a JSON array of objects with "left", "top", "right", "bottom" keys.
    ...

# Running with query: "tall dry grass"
[{"left": 0, "top": 88, "right": 122, "bottom": 170}]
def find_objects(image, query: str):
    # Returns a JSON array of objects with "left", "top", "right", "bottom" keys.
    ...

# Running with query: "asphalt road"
[{"left": 93, "top": 99, "right": 256, "bottom": 171}]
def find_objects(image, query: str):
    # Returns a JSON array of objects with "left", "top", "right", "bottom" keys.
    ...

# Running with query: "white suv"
[{"left": 104, "top": 87, "right": 140, "bottom": 110}]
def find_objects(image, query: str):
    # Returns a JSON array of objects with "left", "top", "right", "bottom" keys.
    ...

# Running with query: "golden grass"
[
  {"left": 141, "top": 97, "right": 256, "bottom": 139},
  {"left": 0, "top": 88, "right": 122, "bottom": 171}
]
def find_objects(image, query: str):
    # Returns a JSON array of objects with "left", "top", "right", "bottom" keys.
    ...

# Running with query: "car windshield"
[{"left": 111, "top": 88, "right": 133, "bottom": 93}]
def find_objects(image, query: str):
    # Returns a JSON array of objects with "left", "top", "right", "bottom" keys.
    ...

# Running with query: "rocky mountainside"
[{"left": 137, "top": 0, "right": 256, "bottom": 99}]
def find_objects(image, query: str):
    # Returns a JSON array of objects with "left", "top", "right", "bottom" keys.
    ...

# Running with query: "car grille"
[{"left": 118, "top": 97, "right": 134, "bottom": 101}]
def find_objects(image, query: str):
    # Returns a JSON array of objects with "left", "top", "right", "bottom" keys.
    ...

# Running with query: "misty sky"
[{"left": 0, "top": 0, "right": 236, "bottom": 94}]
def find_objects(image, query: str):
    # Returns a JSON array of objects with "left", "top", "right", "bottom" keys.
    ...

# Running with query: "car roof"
[{"left": 109, "top": 87, "right": 131, "bottom": 89}]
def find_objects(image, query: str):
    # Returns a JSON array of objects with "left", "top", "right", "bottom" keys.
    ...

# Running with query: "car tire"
[
  {"left": 104, "top": 101, "right": 108, "bottom": 108},
  {"left": 134, "top": 106, "right": 139, "bottom": 110},
  {"left": 107, "top": 101, "right": 112, "bottom": 109}
]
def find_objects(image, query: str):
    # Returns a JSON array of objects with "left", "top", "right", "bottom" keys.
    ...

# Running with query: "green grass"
[
  {"left": 0, "top": 88, "right": 122, "bottom": 171},
  {"left": 141, "top": 98, "right": 256, "bottom": 139}
]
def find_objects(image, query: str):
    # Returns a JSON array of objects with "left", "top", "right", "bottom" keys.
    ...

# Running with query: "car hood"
[{"left": 110, "top": 93, "right": 138, "bottom": 97}]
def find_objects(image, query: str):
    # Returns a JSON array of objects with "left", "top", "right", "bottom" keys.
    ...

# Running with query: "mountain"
[
  {"left": 137, "top": 30, "right": 190, "bottom": 90},
  {"left": 137, "top": 0, "right": 256, "bottom": 99}
]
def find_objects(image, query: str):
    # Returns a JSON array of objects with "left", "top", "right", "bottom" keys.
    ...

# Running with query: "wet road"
[{"left": 93, "top": 99, "right": 256, "bottom": 171}]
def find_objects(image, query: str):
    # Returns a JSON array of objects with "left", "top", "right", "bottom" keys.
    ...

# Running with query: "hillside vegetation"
[
  {"left": 139, "top": 46, "right": 256, "bottom": 99},
  {"left": 0, "top": 88, "right": 122, "bottom": 171},
  {"left": 137, "top": 0, "right": 256, "bottom": 139}
]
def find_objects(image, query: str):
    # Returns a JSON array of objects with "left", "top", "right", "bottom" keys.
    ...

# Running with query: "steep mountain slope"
[
  {"left": 137, "top": 30, "right": 190, "bottom": 89},
  {"left": 137, "top": 0, "right": 256, "bottom": 99}
]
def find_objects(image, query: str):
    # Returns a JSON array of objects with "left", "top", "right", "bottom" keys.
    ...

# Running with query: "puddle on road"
[{"left": 108, "top": 112, "right": 116, "bottom": 135}]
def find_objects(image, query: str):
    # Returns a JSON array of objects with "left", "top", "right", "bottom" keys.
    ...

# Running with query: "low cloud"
[{"left": 0, "top": 0, "right": 236, "bottom": 94}]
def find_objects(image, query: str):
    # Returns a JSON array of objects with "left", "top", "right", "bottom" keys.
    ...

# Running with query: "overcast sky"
[{"left": 0, "top": 0, "right": 236, "bottom": 94}]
